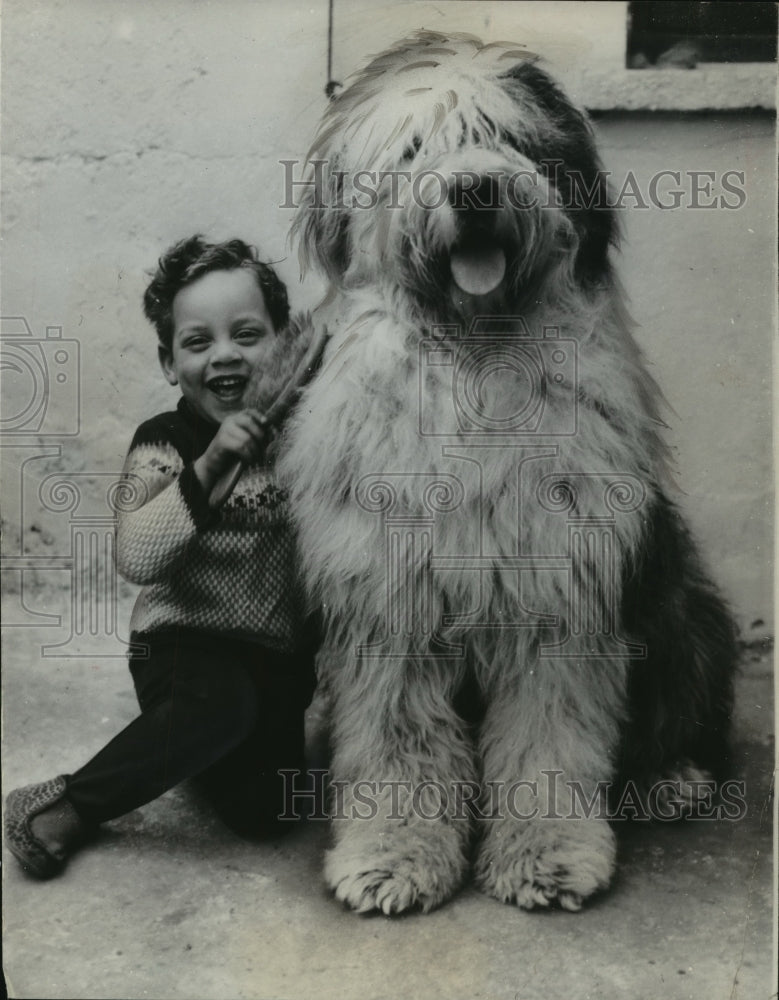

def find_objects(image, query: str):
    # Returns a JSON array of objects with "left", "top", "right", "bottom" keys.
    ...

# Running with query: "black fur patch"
[
  {"left": 617, "top": 491, "right": 737, "bottom": 787},
  {"left": 501, "top": 62, "right": 617, "bottom": 283}
]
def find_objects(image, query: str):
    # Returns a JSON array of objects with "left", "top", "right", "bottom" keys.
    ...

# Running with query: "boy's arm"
[{"left": 114, "top": 427, "right": 216, "bottom": 586}]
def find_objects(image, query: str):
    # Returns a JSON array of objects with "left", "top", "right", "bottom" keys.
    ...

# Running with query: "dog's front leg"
[
  {"left": 323, "top": 655, "right": 475, "bottom": 915},
  {"left": 474, "top": 652, "right": 627, "bottom": 912}
]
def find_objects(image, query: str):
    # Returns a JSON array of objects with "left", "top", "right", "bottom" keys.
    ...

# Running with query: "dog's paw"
[
  {"left": 476, "top": 819, "right": 616, "bottom": 912},
  {"left": 324, "top": 826, "right": 467, "bottom": 915},
  {"left": 325, "top": 854, "right": 435, "bottom": 915}
]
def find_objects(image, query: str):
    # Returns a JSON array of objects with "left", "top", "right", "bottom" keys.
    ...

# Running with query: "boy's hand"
[{"left": 193, "top": 409, "right": 269, "bottom": 494}]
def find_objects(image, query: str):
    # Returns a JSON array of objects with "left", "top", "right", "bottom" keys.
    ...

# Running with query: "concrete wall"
[{"left": 1, "top": 0, "right": 775, "bottom": 633}]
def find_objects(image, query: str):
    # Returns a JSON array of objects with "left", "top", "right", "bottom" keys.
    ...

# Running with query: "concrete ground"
[{"left": 1, "top": 586, "right": 774, "bottom": 1000}]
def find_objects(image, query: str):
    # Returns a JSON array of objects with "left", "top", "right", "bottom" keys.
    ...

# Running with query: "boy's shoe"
[{"left": 5, "top": 775, "right": 92, "bottom": 878}]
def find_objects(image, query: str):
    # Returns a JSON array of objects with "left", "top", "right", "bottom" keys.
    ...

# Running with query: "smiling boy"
[
  {"left": 162, "top": 265, "right": 275, "bottom": 490},
  {"left": 5, "top": 237, "right": 319, "bottom": 877}
]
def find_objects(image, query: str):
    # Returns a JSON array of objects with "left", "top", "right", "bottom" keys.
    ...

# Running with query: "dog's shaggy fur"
[{"left": 278, "top": 31, "right": 736, "bottom": 914}]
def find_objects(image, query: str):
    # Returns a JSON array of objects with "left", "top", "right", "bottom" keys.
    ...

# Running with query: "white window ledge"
[{"left": 575, "top": 62, "right": 776, "bottom": 112}]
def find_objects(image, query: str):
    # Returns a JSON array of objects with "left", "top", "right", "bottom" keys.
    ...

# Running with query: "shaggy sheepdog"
[{"left": 278, "top": 30, "right": 736, "bottom": 914}]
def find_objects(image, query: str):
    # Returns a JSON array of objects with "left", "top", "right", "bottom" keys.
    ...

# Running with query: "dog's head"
[{"left": 293, "top": 31, "right": 616, "bottom": 321}]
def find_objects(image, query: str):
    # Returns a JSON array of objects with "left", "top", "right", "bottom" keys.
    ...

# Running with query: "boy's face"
[{"left": 160, "top": 268, "right": 278, "bottom": 425}]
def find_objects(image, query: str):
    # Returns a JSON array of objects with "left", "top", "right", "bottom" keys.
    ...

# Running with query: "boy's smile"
[{"left": 160, "top": 268, "right": 278, "bottom": 425}]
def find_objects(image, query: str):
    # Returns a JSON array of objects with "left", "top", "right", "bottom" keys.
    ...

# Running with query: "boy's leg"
[
  {"left": 64, "top": 632, "right": 260, "bottom": 826},
  {"left": 196, "top": 651, "right": 316, "bottom": 836}
]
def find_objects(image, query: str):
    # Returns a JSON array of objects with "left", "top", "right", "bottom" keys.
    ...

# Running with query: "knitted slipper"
[{"left": 4, "top": 775, "right": 86, "bottom": 878}]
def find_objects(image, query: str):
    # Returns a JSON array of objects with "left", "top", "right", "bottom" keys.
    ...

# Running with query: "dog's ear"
[
  {"left": 291, "top": 151, "right": 351, "bottom": 283},
  {"left": 500, "top": 62, "right": 618, "bottom": 283}
]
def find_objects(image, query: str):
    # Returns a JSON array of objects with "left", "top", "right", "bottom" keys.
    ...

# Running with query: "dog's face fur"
[{"left": 295, "top": 31, "right": 616, "bottom": 323}]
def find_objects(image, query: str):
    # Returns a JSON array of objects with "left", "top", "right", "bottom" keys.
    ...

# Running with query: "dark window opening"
[{"left": 627, "top": 1, "right": 778, "bottom": 69}]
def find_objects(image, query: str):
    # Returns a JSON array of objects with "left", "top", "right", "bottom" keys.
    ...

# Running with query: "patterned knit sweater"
[{"left": 115, "top": 397, "right": 307, "bottom": 653}]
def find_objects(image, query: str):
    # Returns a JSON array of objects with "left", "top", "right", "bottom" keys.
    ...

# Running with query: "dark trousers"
[{"left": 65, "top": 629, "right": 316, "bottom": 835}]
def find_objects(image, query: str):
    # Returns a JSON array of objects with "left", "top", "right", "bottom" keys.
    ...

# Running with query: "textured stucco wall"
[
  {"left": 1, "top": 0, "right": 775, "bottom": 632},
  {"left": 327, "top": 0, "right": 776, "bottom": 109}
]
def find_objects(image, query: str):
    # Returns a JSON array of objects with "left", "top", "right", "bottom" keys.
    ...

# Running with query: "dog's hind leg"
[
  {"left": 615, "top": 493, "right": 737, "bottom": 815},
  {"left": 474, "top": 638, "right": 627, "bottom": 911},
  {"left": 323, "top": 653, "right": 476, "bottom": 914}
]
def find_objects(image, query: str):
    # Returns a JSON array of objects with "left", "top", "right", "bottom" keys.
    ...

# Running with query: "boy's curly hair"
[{"left": 143, "top": 235, "right": 290, "bottom": 349}]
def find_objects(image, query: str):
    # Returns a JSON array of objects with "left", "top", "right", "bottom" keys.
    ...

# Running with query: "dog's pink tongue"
[{"left": 450, "top": 244, "right": 506, "bottom": 296}]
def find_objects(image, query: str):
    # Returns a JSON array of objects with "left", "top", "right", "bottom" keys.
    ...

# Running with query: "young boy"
[{"left": 5, "top": 236, "right": 319, "bottom": 877}]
